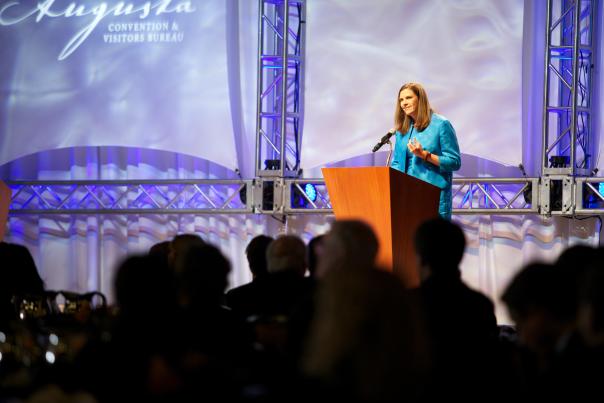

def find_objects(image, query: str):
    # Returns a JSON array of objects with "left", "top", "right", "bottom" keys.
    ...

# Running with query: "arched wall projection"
[{"left": 0, "top": 0, "right": 238, "bottom": 169}]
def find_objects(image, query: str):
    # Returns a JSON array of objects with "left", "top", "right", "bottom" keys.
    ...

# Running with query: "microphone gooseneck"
[{"left": 372, "top": 131, "right": 395, "bottom": 153}]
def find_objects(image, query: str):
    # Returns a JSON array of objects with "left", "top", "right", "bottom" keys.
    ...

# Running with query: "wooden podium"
[
  {"left": 0, "top": 180, "right": 10, "bottom": 242},
  {"left": 322, "top": 167, "right": 440, "bottom": 287}
]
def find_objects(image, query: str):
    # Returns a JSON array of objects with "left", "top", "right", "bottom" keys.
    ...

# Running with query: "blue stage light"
[
  {"left": 583, "top": 182, "right": 604, "bottom": 209},
  {"left": 304, "top": 183, "right": 317, "bottom": 202},
  {"left": 291, "top": 183, "right": 318, "bottom": 208}
]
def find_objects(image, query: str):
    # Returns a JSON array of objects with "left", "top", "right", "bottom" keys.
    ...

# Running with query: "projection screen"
[
  {"left": 302, "top": 0, "right": 524, "bottom": 169},
  {"left": 0, "top": 0, "right": 238, "bottom": 169}
]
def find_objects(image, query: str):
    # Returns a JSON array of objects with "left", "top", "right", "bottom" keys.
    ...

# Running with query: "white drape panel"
[{"left": 455, "top": 215, "right": 599, "bottom": 324}]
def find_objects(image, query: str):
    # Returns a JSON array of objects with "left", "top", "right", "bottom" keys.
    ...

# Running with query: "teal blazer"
[{"left": 390, "top": 113, "right": 461, "bottom": 219}]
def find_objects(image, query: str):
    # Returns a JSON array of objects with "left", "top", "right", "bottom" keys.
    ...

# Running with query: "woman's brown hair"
[{"left": 394, "top": 82, "right": 433, "bottom": 133}]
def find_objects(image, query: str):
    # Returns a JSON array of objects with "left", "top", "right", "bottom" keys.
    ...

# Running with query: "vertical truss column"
[
  {"left": 540, "top": 0, "right": 597, "bottom": 215},
  {"left": 255, "top": 0, "right": 306, "bottom": 179},
  {"left": 542, "top": 0, "right": 596, "bottom": 176}
]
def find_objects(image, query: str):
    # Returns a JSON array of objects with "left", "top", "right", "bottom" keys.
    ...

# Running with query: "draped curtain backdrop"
[{"left": 0, "top": 0, "right": 602, "bottom": 324}]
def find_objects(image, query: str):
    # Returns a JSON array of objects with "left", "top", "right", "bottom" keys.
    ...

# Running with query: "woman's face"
[{"left": 399, "top": 88, "right": 418, "bottom": 119}]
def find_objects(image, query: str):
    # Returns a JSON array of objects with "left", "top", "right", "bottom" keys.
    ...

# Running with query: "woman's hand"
[{"left": 407, "top": 138, "right": 425, "bottom": 158}]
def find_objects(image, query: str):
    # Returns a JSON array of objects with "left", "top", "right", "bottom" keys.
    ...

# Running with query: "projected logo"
[{"left": 0, "top": 0, "right": 196, "bottom": 60}]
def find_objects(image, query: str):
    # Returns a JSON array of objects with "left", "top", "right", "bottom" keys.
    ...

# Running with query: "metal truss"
[
  {"left": 542, "top": 0, "right": 596, "bottom": 176},
  {"left": 7, "top": 180, "right": 253, "bottom": 215},
  {"left": 11, "top": 176, "right": 604, "bottom": 217},
  {"left": 279, "top": 178, "right": 540, "bottom": 216},
  {"left": 451, "top": 178, "right": 540, "bottom": 215},
  {"left": 255, "top": 0, "right": 306, "bottom": 178}
]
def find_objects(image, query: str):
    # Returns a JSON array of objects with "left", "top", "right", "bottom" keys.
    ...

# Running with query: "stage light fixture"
[
  {"left": 291, "top": 183, "right": 318, "bottom": 208},
  {"left": 549, "top": 155, "right": 570, "bottom": 168},
  {"left": 239, "top": 182, "right": 274, "bottom": 210},
  {"left": 264, "top": 159, "right": 280, "bottom": 170},
  {"left": 304, "top": 183, "right": 317, "bottom": 202},
  {"left": 584, "top": 182, "right": 604, "bottom": 209}
]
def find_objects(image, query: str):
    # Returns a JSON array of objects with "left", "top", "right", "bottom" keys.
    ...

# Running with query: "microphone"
[{"left": 372, "top": 131, "right": 395, "bottom": 153}]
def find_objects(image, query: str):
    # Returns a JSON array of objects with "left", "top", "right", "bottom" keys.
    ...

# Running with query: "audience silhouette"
[
  {"left": 225, "top": 235, "right": 274, "bottom": 318},
  {"left": 503, "top": 246, "right": 604, "bottom": 400},
  {"left": 3, "top": 223, "right": 604, "bottom": 403},
  {"left": 316, "top": 220, "right": 379, "bottom": 278},
  {"left": 413, "top": 218, "right": 501, "bottom": 402},
  {"left": 306, "top": 234, "right": 324, "bottom": 279},
  {"left": 0, "top": 242, "right": 45, "bottom": 325},
  {"left": 301, "top": 220, "right": 428, "bottom": 402}
]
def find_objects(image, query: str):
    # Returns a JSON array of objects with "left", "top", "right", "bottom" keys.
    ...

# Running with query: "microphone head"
[{"left": 372, "top": 131, "right": 395, "bottom": 152}]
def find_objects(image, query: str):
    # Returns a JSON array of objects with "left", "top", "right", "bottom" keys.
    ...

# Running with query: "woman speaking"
[{"left": 390, "top": 83, "right": 461, "bottom": 219}]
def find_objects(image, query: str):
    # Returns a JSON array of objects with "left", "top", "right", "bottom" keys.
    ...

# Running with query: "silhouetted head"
[
  {"left": 414, "top": 218, "right": 465, "bottom": 279},
  {"left": 179, "top": 243, "right": 231, "bottom": 307},
  {"left": 502, "top": 262, "right": 575, "bottom": 355},
  {"left": 0, "top": 242, "right": 44, "bottom": 296},
  {"left": 245, "top": 235, "right": 273, "bottom": 279},
  {"left": 169, "top": 233, "right": 206, "bottom": 273},
  {"left": 307, "top": 234, "right": 325, "bottom": 279},
  {"left": 114, "top": 254, "right": 177, "bottom": 317},
  {"left": 577, "top": 256, "right": 604, "bottom": 347},
  {"left": 0, "top": 242, "right": 45, "bottom": 323},
  {"left": 317, "top": 220, "right": 379, "bottom": 278},
  {"left": 149, "top": 241, "right": 170, "bottom": 261},
  {"left": 554, "top": 244, "right": 599, "bottom": 322},
  {"left": 556, "top": 244, "right": 599, "bottom": 271},
  {"left": 266, "top": 235, "right": 307, "bottom": 277}
]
